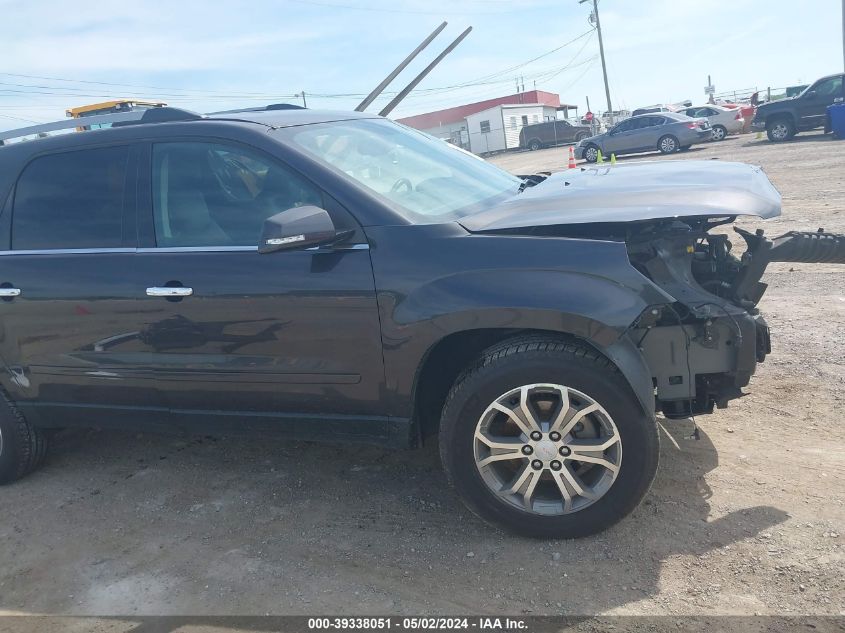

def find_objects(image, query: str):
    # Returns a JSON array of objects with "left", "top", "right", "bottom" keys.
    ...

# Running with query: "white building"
[
  {"left": 396, "top": 90, "right": 575, "bottom": 151},
  {"left": 464, "top": 103, "right": 559, "bottom": 154}
]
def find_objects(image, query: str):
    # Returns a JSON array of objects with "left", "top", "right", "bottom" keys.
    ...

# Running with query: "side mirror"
[{"left": 259, "top": 206, "right": 338, "bottom": 254}]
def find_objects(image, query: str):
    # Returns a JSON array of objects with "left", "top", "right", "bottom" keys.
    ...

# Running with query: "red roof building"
[{"left": 397, "top": 90, "right": 563, "bottom": 131}]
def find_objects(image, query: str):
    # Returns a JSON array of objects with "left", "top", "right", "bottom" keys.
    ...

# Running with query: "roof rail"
[
  {"left": 207, "top": 103, "right": 305, "bottom": 115},
  {"left": 0, "top": 107, "right": 203, "bottom": 143}
]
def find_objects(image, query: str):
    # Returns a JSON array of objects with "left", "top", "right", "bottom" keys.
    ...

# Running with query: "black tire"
[
  {"left": 766, "top": 117, "right": 795, "bottom": 142},
  {"left": 575, "top": 132, "right": 589, "bottom": 142},
  {"left": 657, "top": 134, "right": 679, "bottom": 154},
  {"left": 582, "top": 144, "right": 600, "bottom": 163},
  {"left": 0, "top": 392, "right": 49, "bottom": 484},
  {"left": 711, "top": 125, "right": 728, "bottom": 141},
  {"left": 439, "top": 336, "right": 659, "bottom": 539},
  {"left": 527, "top": 139, "right": 542, "bottom": 151}
]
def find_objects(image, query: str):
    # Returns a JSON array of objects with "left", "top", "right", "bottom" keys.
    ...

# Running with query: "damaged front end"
[
  {"left": 625, "top": 219, "right": 845, "bottom": 418},
  {"left": 463, "top": 161, "right": 845, "bottom": 419}
]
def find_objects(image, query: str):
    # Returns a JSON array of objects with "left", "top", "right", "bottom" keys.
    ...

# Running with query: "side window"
[
  {"left": 814, "top": 76, "right": 843, "bottom": 97},
  {"left": 613, "top": 119, "right": 633, "bottom": 133},
  {"left": 479, "top": 120, "right": 491, "bottom": 133},
  {"left": 509, "top": 116, "right": 517, "bottom": 129},
  {"left": 521, "top": 115, "right": 529, "bottom": 125},
  {"left": 151, "top": 142, "right": 321, "bottom": 247},
  {"left": 13, "top": 145, "right": 130, "bottom": 250}
]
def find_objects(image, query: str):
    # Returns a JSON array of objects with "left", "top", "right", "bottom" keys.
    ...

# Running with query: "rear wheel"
[
  {"left": 575, "top": 132, "right": 589, "bottom": 143},
  {"left": 582, "top": 144, "right": 599, "bottom": 163},
  {"left": 528, "top": 139, "right": 542, "bottom": 151},
  {"left": 439, "top": 337, "right": 659, "bottom": 539},
  {"left": 711, "top": 125, "right": 727, "bottom": 141},
  {"left": 766, "top": 117, "right": 795, "bottom": 142},
  {"left": 657, "top": 134, "right": 679, "bottom": 154},
  {"left": 0, "top": 393, "right": 49, "bottom": 484}
]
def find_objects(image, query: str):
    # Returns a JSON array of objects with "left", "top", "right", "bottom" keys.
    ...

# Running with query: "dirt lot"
[{"left": 1, "top": 132, "right": 843, "bottom": 620}]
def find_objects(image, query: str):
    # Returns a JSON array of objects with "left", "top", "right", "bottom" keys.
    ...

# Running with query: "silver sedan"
[{"left": 575, "top": 112, "right": 712, "bottom": 162}]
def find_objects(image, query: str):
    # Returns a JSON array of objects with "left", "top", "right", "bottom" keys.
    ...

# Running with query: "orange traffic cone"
[{"left": 567, "top": 146, "right": 577, "bottom": 169}]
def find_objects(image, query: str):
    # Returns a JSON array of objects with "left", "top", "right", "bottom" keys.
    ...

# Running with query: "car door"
[
  {"left": 0, "top": 143, "right": 166, "bottom": 427},
  {"left": 603, "top": 118, "right": 637, "bottom": 154},
  {"left": 630, "top": 116, "right": 661, "bottom": 151},
  {"left": 131, "top": 140, "right": 387, "bottom": 441},
  {"left": 798, "top": 75, "right": 844, "bottom": 129},
  {"left": 553, "top": 120, "right": 572, "bottom": 144}
]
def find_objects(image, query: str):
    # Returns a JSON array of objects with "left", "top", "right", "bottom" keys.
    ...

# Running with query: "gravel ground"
[{"left": 1, "top": 131, "right": 843, "bottom": 619}]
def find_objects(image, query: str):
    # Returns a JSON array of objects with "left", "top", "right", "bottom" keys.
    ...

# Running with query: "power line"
[{"left": 0, "top": 29, "right": 594, "bottom": 101}]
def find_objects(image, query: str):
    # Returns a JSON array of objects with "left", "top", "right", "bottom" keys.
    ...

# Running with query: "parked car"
[
  {"left": 679, "top": 104, "right": 745, "bottom": 141},
  {"left": 631, "top": 104, "right": 677, "bottom": 117},
  {"left": 574, "top": 112, "right": 712, "bottom": 162},
  {"left": 519, "top": 119, "right": 592, "bottom": 151},
  {"left": 717, "top": 102, "right": 756, "bottom": 134},
  {"left": 751, "top": 73, "right": 845, "bottom": 141},
  {"left": 0, "top": 107, "right": 843, "bottom": 539},
  {"left": 600, "top": 110, "right": 631, "bottom": 127}
]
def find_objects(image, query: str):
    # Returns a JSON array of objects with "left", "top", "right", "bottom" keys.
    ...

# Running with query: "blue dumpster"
[{"left": 828, "top": 103, "right": 845, "bottom": 139}]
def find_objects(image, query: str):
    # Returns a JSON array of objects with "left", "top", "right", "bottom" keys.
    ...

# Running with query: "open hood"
[{"left": 460, "top": 160, "right": 782, "bottom": 232}]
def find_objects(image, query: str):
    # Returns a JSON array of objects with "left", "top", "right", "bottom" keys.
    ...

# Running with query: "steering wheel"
[
  {"left": 390, "top": 178, "right": 413, "bottom": 194},
  {"left": 208, "top": 152, "right": 254, "bottom": 202}
]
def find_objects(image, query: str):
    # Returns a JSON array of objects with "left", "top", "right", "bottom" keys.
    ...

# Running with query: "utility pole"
[
  {"left": 580, "top": 0, "right": 613, "bottom": 125},
  {"left": 300, "top": 91, "right": 307, "bottom": 108}
]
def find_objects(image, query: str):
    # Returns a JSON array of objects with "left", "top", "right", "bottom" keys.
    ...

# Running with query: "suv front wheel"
[
  {"left": 767, "top": 117, "right": 796, "bottom": 142},
  {"left": 439, "top": 337, "right": 658, "bottom": 539}
]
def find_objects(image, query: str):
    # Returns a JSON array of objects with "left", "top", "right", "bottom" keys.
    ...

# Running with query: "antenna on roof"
[
  {"left": 355, "top": 21, "right": 448, "bottom": 113},
  {"left": 378, "top": 26, "right": 472, "bottom": 118}
]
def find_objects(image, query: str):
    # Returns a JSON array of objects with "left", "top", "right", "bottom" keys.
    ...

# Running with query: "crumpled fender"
[{"left": 367, "top": 224, "right": 670, "bottom": 419}]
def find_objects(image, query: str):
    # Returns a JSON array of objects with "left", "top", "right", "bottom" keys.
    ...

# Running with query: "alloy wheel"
[
  {"left": 711, "top": 126, "right": 726, "bottom": 141},
  {"left": 584, "top": 146, "right": 598, "bottom": 162},
  {"left": 473, "top": 383, "right": 622, "bottom": 515},
  {"left": 771, "top": 123, "right": 789, "bottom": 140},
  {"left": 659, "top": 136, "right": 677, "bottom": 153}
]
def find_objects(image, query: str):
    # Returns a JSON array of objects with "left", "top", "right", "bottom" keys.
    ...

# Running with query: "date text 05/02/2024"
[{"left": 307, "top": 617, "right": 528, "bottom": 630}]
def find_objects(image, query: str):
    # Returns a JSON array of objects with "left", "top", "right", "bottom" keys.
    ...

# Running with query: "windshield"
[{"left": 282, "top": 118, "right": 521, "bottom": 223}]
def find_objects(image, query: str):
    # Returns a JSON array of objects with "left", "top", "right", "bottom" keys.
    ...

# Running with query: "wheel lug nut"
[
  {"left": 531, "top": 460, "right": 543, "bottom": 470},
  {"left": 530, "top": 431, "right": 542, "bottom": 441},
  {"left": 549, "top": 431, "right": 561, "bottom": 442},
  {"left": 550, "top": 460, "right": 562, "bottom": 471},
  {"left": 521, "top": 445, "right": 533, "bottom": 455},
  {"left": 559, "top": 446, "right": 571, "bottom": 457}
]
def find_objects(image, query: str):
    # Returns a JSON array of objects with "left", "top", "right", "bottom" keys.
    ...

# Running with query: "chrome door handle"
[
  {"left": 146, "top": 287, "right": 193, "bottom": 297},
  {"left": 0, "top": 288, "right": 21, "bottom": 297}
]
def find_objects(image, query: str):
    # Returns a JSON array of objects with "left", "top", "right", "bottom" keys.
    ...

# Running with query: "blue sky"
[{"left": 1, "top": 0, "right": 842, "bottom": 131}]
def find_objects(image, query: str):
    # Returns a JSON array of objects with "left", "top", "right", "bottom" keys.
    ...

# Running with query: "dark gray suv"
[
  {"left": 519, "top": 119, "right": 592, "bottom": 151},
  {"left": 0, "top": 106, "right": 842, "bottom": 538}
]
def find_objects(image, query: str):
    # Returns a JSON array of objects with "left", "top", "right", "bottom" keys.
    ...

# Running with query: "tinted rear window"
[{"left": 12, "top": 146, "right": 130, "bottom": 250}]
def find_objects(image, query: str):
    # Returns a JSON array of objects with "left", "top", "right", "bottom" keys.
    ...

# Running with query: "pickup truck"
[{"left": 752, "top": 73, "right": 845, "bottom": 141}]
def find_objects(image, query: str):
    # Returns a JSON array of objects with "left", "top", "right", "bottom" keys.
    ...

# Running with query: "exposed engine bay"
[
  {"left": 465, "top": 163, "right": 845, "bottom": 419},
  {"left": 522, "top": 215, "right": 845, "bottom": 419}
]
